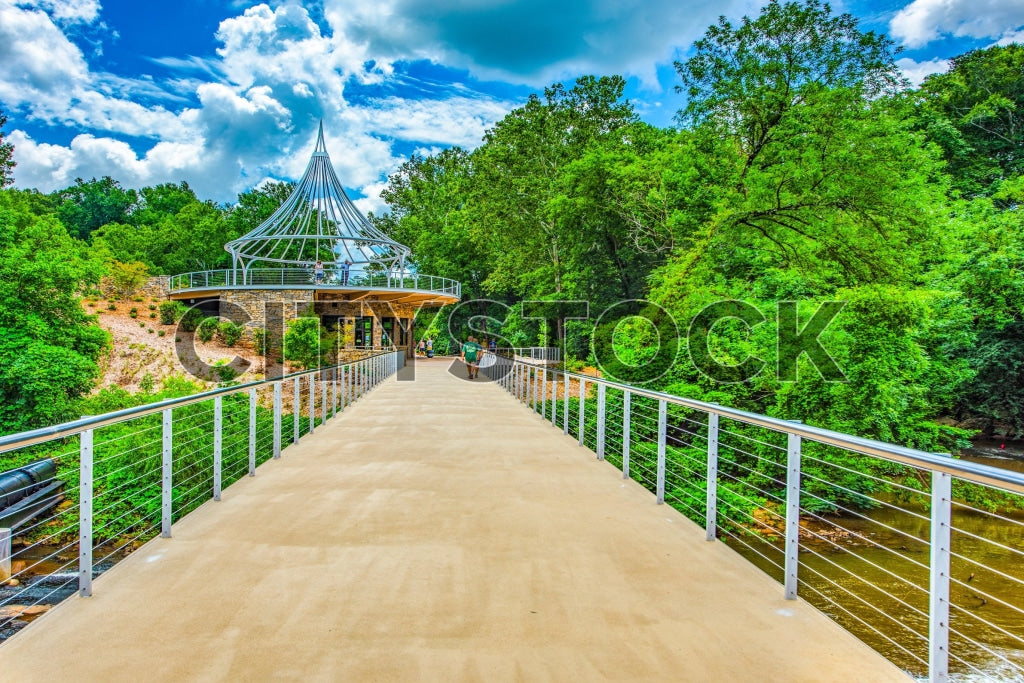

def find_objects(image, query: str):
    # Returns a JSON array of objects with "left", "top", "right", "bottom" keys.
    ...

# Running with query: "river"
[{"left": 728, "top": 440, "right": 1024, "bottom": 681}]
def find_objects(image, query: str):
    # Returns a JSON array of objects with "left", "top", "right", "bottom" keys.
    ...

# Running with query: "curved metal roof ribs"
[{"left": 225, "top": 122, "right": 410, "bottom": 275}]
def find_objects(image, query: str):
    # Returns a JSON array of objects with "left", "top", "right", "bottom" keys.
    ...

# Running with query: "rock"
[
  {"left": 0, "top": 604, "right": 49, "bottom": 619},
  {"left": 6, "top": 579, "right": 19, "bottom": 587},
  {"left": 10, "top": 560, "right": 26, "bottom": 574}
]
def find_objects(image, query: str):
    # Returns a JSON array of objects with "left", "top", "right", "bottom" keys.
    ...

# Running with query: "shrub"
[
  {"left": 129, "top": 307, "right": 138, "bottom": 319},
  {"left": 252, "top": 328, "right": 268, "bottom": 355},
  {"left": 212, "top": 360, "right": 238, "bottom": 383},
  {"left": 157, "top": 330, "right": 166, "bottom": 337},
  {"left": 149, "top": 312, "right": 156, "bottom": 319},
  {"left": 196, "top": 317, "right": 217, "bottom": 343},
  {"left": 218, "top": 321, "right": 244, "bottom": 347},
  {"left": 179, "top": 307, "right": 204, "bottom": 332},
  {"left": 148, "top": 304, "right": 156, "bottom": 311},
  {"left": 159, "top": 301, "right": 184, "bottom": 325},
  {"left": 107, "top": 303, "right": 117, "bottom": 311}
]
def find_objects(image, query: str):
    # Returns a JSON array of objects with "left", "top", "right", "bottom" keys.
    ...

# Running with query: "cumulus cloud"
[
  {"left": 1, "top": 1, "right": 518, "bottom": 203},
  {"left": 322, "top": 0, "right": 761, "bottom": 87},
  {"left": 896, "top": 57, "right": 949, "bottom": 86},
  {"left": 6, "top": 0, "right": 769, "bottom": 205},
  {"left": 890, "top": 0, "right": 1024, "bottom": 48}
]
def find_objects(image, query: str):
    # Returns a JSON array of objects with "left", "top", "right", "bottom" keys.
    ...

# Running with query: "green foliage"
[
  {"left": 53, "top": 177, "right": 138, "bottom": 241},
  {"left": 218, "top": 320, "right": 244, "bottom": 347},
  {"left": 252, "top": 327, "right": 268, "bottom": 355},
  {"left": 179, "top": 307, "right": 203, "bottom": 332},
  {"left": 918, "top": 45, "right": 1024, "bottom": 198},
  {"left": 103, "top": 260, "right": 149, "bottom": 300},
  {"left": 283, "top": 315, "right": 326, "bottom": 369},
  {"left": 196, "top": 317, "right": 217, "bottom": 343},
  {"left": 159, "top": 300, "right": 185, "bottom": 325},
  {"left": 0, "top": 189, "right": 108, "bottom": 434}
]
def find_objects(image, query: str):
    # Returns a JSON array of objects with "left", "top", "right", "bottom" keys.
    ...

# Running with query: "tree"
[
  {"left": 53, "top": 177, "right": 138, "bottom": 240},
  {"left": 917, "top": 45, "right": 1024, "bottom": 198},
  {"left": 0, "top": 189, "right": 108, "bottom": 434},
  {"left": 669, "top": 0, "right": 941, "bottom": 288},
  {"left": 0, "top": 109, "right": 14, "bottom": 188},
  {"left": 226, "top": 181, "right": 294, "bottom": 238}
]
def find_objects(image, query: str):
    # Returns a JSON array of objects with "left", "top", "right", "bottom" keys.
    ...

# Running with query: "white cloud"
[
  {"left": 20, "top": 0, "right": 101, "bottom": 24},
  {"left": 321, "top": 0, "right": 763, "bottom": 88},
  {"left": 896, "top": 57, "right": 949, "bottom": 86},
  {"left": 890, "top": 0, "right": 1024, "bottom": 48}
]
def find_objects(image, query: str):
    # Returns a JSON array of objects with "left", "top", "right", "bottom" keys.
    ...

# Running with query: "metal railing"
[
  {"left": 485, "top": 356, "right": 1024, "bottom": 682},
  {"left": 167, "top": 268, "right": 461, "bottom": 298},
  {"left": 497, "top": 347, "right": 561, "bottom": 362},
  {"left": 0, "top": 351, "right": 404, "bottom": 640}
]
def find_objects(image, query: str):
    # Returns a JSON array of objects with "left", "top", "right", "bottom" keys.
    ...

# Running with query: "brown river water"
[{"left": 730, "top": 441, "right": 1024, "bottom": 681}]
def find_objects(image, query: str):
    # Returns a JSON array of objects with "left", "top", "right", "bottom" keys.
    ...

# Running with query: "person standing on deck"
[{"left": 462, "top": 335, "right": 483, "bottom": 379}]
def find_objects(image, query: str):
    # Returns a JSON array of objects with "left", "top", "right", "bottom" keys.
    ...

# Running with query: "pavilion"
[{"left": 164, "top": 123, "right": 460, "bottom": 357}]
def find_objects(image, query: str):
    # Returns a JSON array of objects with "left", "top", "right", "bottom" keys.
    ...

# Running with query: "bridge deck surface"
[{"left": 0, "top": 360, "right": 907, "bottom": 681}]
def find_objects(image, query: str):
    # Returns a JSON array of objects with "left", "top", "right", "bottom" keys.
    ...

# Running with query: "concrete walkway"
[{"left": 0, "top": 360, "right": 907, "bottom": 681}]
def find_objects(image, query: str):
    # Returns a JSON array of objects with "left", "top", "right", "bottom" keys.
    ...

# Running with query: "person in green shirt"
[{"left": 462, "top": 335, "right": 484, "bottom": 379}]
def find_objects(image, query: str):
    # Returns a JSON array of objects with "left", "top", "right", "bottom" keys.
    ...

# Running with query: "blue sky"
[{"left": 1, "top": 0, "right": 1022, "bottom": 212}]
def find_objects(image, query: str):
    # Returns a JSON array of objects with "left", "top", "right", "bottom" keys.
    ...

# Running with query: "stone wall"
[
  {"left": 140, "top": 276, "right": 170, "bottom": 300},
  {"left": 220, "top": 289, "right": 314, "bottom": 330}
]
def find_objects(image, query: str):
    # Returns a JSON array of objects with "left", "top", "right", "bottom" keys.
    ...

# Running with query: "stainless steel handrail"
[
  {"left": 506, "top": 359, "right": 1024, "bottom": 501},
  {"left": 0, "top": 352, "right": 394, "bottom": 455},
  {"left": 167, "top": 268, "right": 461, "bottom": 299}
]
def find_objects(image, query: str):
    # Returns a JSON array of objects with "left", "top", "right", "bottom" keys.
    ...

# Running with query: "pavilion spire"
[{"left": 224, "top": 123, "right": 409, "bottom": 274}]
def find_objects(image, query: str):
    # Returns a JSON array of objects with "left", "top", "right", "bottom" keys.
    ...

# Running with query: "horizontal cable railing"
[
  {"left": 484, "top": 356, "right": 1024, "bottom": 683},
  {"left": 167, "top": 268, "right": 461, "bottom": 298},
  {"left": 0, "top": 351, "right": 403, "bottom": 641}
]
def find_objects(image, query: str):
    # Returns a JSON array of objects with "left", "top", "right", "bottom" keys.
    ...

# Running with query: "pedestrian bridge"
[{"left": 2, "top": 355, "right": 1022, "bottom": 681}]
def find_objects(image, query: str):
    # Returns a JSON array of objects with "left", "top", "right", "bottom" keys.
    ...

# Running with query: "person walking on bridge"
[{"left": 462, "top": 335, "right": 483, "bottom": 379}]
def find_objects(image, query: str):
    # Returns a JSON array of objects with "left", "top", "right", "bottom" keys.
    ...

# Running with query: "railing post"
[
  {"left": 321, "top": 369, "right": 327, "bottom": 422},
  {"left": 213, "top": 396, "right": 223, "bottom": 498},
  {"left": 161, "top": 408, "right": 173, "bottom": 538},
  {"left": 550, "top": 371, "right": 556, "bottom": 426},
  {"left": 293, "top": 377, "right": 300, "bottom": 444},
  {"left": 705, "top": 413, "right": 719, "bottom": 541},
  {"left": 78, "top": 429, "right": 93, "bottom": 596},
  {"left": 656, "top": 399, "right": 666, "bottom": 504},
  {"left": 308, "top": 373, "right": 315, "bottom": 434},
  {"left": 0, "top": 527, "right": 9, "bottom": 586},
  {"left": 563, "top": 373, "right": 570, "bottom": 435},
  {"left": 785, "top": 432, "right": 802, "bottom": 600},
  {"left": 273, "top": 382, "right": 282, "bottom": 459},
  {"left": 596, "top": 383, "right": 606, "bottom": 460},
  {"left": 578, "top": 378, "right": 587, "bottom": 446},
  {"left": 532, "top": 367, "right": 539, "bottom": 411},
  {"left": 248, "top": 388, "right": 257, "bottom": 476},
  {"left": 332, "top": 367, "right": 337, "bottom": 418},
  {"left": 929, "top": 471, "right": 952, "bottom": 682},
  {"left": 622, "top": 391, "right": 631, "bottom": 479}
]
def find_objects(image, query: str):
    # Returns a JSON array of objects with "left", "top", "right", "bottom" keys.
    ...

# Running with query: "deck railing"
[
  {"left": 167, "top": 268, "right": 461, "bottom": 298},
  {"left": 0, "top": 351, "right": 404, "bottom": 641},
  {"left": 486, "top": 356, "right": 1024, "bottom": 683}
]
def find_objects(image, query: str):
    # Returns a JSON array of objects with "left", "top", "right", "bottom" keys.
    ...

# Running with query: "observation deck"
[{"left": 167, "top": 268, "right": 460, "bottom": 306}]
